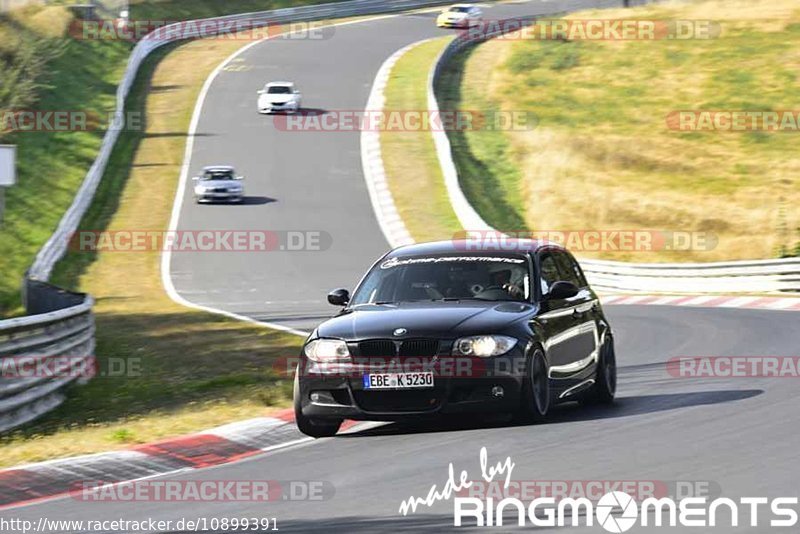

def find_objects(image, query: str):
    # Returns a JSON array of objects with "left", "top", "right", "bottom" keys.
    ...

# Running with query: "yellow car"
[{"left": 436, "top": 4, "right": 483, "bottom": 28}]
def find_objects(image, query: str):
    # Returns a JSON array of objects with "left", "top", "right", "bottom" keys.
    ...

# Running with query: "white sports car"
[
  {"left": 436, "top": 4, "right": 483, "bottom": 28},
  {"left": 192, "top": 166, "right": 244, "bottom": 203},
  {"left": 257, "top": 81, "right": 302, "bottom": 114}
]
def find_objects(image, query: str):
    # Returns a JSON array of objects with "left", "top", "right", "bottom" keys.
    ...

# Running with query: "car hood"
[
  {"left": 195, "top": 179, "right": 241, "bottom": 188},
  {"left": 316, "top": 301, "right": 534, "bottom": 340},
  {"left": 260, "top": 93, "right": 295, "bottom": 104}
]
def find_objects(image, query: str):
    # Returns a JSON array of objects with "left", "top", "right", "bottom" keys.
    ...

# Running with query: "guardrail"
[
  {"left": 0, "top": 280, "right": 95, "bottom": 433},
  {"left": 428, "top": 18, "right": 800, "bottom": 294},
  {"left": 4, "top": 0, "right": 464, "bottom": 433},
  {"left": 27, "top": 0, "right": 464, "bottom": 282}
]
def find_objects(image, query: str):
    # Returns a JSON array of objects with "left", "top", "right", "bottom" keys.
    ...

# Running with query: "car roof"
[
  {"left": 266, "top": 81, "right": 294, "bottom": 86},
  {"left": 202, "top": 165, "right": 234, "bottom": 172},
  {"left": 448, "top": 4, "right": 474, "bottom": 8},
  {"left": 386, "top": 239, "right": 564, "bottom": 258}
]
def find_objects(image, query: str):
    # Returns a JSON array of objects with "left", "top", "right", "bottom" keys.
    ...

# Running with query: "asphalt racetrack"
[
  {"left": 7, "top": 1, "right": 800, "bottom": 532},
  {"left": 168, "top": 0, "right": 620, "bottom": 332}
]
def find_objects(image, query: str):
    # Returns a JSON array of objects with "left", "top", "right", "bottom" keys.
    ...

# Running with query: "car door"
[
  {"left": 551, "top": 249, "right": 598, "bottom": 377},
  {"left": 534, "top": 249, "right": 575, "bottom": 373}
]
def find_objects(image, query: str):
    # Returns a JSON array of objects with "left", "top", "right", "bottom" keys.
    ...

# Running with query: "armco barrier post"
[{"left": 0, "top": 144, "right": 16, "bottom": 225}]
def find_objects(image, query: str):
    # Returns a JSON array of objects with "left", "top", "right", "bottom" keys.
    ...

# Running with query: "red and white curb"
[
  {"left": 360, "top": 39, "right": 433, "bottom": 249},
  {"left": 600, "top": 294, "right": 800, "bottom": 312},
  {"left": 0, "top": 410, "right": 363, "bottom": 510},
  {"left": 3, "top": 293, "right": 795, "bottom": 509}
]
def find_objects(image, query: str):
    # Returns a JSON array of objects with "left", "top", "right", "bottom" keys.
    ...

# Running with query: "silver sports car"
[{"left": 192, "top": 166, "right": 244, "bottom": 203}]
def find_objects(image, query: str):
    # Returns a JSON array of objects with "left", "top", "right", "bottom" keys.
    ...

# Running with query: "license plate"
[{"left": 363, "top": 372, "right": 434, "bottom": 390}]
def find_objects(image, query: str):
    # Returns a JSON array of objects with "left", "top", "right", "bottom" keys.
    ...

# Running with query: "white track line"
[
  {"left": 360, "top": 39, "right": 436, "bottom": 248},
  {"left": 161, "top": 13, "right": 427, "bottom": 338}
]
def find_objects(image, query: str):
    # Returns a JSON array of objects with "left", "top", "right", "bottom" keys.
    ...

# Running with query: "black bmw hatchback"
[{"left": 294, "top": 239, "right": 616, "bottom": 437}]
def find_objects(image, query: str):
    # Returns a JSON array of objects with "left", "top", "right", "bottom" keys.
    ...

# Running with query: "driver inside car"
[{"left": 488, "top": 265, "right": 525, "bottom": 299}]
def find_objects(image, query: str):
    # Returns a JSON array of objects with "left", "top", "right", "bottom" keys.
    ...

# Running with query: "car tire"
[
  {"left": 580, "top": 334, "right": 617, "bottom": 406},
  {"left": 293, "top": 369, "right": 342, "bottom": 438},
  {"left": 515, "top": 346, "right": 550, "bottom": 422}
]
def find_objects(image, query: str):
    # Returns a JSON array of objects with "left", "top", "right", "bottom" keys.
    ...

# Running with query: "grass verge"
[
  {"left": 0, "top": 0, "right": 348, "bottom": 317},
  {"left": 441, "top": 0, "right": 800, "bottom": 262},
  {"left": 0, "top": 6, "right": 132, "bottom": 316},
  {"left": 1, "top": 4, "right": 406, "bottom": 469},
  {"left": 380, "top": 37, "right": 462, "bottom": 242},
  {"left": 0, "top": 18, "right": 316, "bottom": 469}
]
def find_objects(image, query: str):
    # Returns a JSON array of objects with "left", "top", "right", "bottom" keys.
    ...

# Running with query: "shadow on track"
[
  {"left": 240, "top": 196, "right": 277, "bottom": 205},
  {"left": 196, "top": 196, "right": 277, "bottom": 205},
  {"left": 338, "top": 388, "right": 763, "bottom": 439},
  {"left": 296, "top": 108, "right": 329, "bottom": 116}
]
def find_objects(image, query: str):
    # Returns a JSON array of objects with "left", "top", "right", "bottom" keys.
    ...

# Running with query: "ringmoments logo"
[{"left": 397, "top": 448, "right": 800, "bottom": 530}]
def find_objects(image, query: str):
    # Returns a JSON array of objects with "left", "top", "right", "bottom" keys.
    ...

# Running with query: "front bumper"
[
  {"left": 195, "top": 191, "right": 243, "bottom": 202},
  {"left": 296, "top": 346, "right": 527, "bottom": 421},
  {"left": 437, "top": 18, "right": 469, "bottom": 28},
  {"left": 259, "top": 102, "right": 299, "bottom": 114}
]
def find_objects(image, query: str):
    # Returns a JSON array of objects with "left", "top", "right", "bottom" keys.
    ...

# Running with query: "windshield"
[
  {"left": 351, "top": 254, "right": 530, "bottom": 305},
  {"left": 201, "top": 170, "right": 235, "bottom": 180},
  {"left": 448, "top": 6, "right": 470, "bottom": 12},
  {"left": 267, "top": 86, "right": 292, "bottom": 94}
]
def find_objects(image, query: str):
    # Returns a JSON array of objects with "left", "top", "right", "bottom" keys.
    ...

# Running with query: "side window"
[
  {"left": 538, "top": 252, "right": 561, "bottom": 296},
  {"left": 554, "top": 251, "right": 587, "bottom": 288},
  {"left": 569, "top": 253, "right": 588, "bottom": 288}
]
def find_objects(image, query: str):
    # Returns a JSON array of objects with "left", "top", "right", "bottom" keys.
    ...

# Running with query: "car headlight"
[
  {"left": 304, "top": 338, "right": 351, "bottom": 362},
  {"left": 452, "top": 335, "right": 517, "bottom": 357}
]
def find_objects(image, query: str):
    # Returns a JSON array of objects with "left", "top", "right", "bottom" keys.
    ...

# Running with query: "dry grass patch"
[
  {"left": 447, "top": 0, "right": 800, "bottom": 261},
  {"left": 1, "top": 36, "right": 301, "bottom": 468},
  {"left": 381, "top": 37, "right": 462, "bottom": 242}
]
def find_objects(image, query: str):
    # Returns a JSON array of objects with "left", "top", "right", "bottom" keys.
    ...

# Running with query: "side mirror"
[
  {"left": 235, "top": 175, "right": 244, "bottom": 180},
  {"left": 257, "top": 90, "right": 265, "bottom": 95},
  {"left": 327, "top": 288, "right": 349, "bottom": 306},
  {"left": 548, "top": 281, "right": 580, "bottom": 300},
  {"left": 294, "top": 89, "right": 300, "bottom": 94},
  {"left": 191, "top": 176, "right": 199, "bottom": 181}
]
